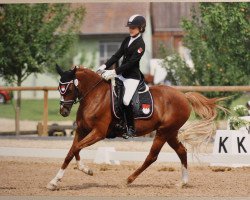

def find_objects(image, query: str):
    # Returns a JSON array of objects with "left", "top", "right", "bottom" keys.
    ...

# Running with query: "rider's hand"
[
  {"left": 96, "top": 64, "right": 106, "bottom": 74},
  {"left": 101, "top": 70, "right": 117, "bottom": 80}
]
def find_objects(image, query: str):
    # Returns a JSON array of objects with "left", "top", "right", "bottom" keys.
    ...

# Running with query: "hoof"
[
  {"left": 176, "top": 181, "right": 188, "bottom": 188},
  {"left": 46, "top": 182, "right": 58, "bottom": 191},
  {"left": 78, "top": 166, "right": 94, "bottom": 176},
  {"left": 127, "top": 176, "right": 135, "bottom": 185},
  {"left": 87, "top": 169, "right": 93, "bottom": 176},
  {"left": 181, "top": 183, "right": 188, "bottom": 188},
  {"left": 81, "top": 168, "right": 93, "bottom": 176}
]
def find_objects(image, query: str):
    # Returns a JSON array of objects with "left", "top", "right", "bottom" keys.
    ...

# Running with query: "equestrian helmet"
[{"left": 126, "top": 14, "right": 146, "bottom": 33}]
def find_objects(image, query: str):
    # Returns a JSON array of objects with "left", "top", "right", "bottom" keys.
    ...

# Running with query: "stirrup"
[
  {"left": 122, "top": 126, "right": 136, "bottom": 139},
  {"left": 115, "top": 123, "right": 126, "bottom": 132},
  {"left": 115, "top": 118, "right": 126, "bottom": 131},
  {"left": 122, "top": 133, "right": 130, "bottom": 139}
]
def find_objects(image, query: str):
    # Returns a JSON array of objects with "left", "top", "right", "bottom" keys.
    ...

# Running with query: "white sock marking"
[{"left": 181, "top": 165, "right": 188, "bottom": 184}]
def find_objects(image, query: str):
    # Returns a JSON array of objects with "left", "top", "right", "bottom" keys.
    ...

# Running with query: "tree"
[
  {"left": 0, "top": 4, "right": 85, "bottom": 134},
  {"left": 0, "top": 3, "right": 85, "bottom": 94},
  {"left": 161, "top": 2, "right": 250, "bottom": 111}
]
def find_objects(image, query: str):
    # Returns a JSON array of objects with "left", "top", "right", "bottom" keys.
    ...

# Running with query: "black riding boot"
[
  {"left": 122, "top": 104, "right": 136, "bottom": 138},
  {"left": 114, "top": 80, "right": 127, "bottom": 132}
]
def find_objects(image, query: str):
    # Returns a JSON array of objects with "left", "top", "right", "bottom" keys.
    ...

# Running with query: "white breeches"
[{"left": 118, "top": 75, "right": 140, "bottom": 106}]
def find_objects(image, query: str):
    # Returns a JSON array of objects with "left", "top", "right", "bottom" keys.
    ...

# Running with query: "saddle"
[{"left": 111, "top": 78, "right": 153, "bottom": 120}]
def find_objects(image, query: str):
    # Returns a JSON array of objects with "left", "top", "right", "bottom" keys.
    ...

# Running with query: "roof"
[{"left": 80, "top": 2, "right": 149, "bottom": 35}]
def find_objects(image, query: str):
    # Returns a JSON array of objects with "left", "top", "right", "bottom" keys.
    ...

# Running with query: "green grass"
[
  {"left": 229, "top": 93, "right": 250, "bottom": 109},
  {"left": 0, "top": 99, "right": 77, "bottom": 121},
  {"left": 0, "top": 93, "right": 249, "bottom": 121}
]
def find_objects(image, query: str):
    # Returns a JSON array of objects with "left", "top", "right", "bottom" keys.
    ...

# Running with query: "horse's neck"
[{"left": 76, "top": 68, "right": 103, "bottom": 94}]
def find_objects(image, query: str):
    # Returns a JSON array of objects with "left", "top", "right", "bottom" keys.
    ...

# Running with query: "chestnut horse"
[{"left": 47, "top": 66, "right": 225, "bottom": 190}]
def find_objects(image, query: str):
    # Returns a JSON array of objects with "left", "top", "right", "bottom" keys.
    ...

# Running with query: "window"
[{"left": 99, "top": 42, "right": 121, "bottom": 65}]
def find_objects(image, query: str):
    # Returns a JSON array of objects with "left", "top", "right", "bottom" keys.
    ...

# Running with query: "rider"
[{"left": 97, "top": 14, "right": 146, "bottom": 138}]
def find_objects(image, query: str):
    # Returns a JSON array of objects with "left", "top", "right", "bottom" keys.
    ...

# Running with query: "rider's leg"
[
  {"left": 122, "top": 78, "right": 139, "bottom": 137},
  {"left": 116, "top": 78, "right": 125, "bottom": 120},
  {"left": 114, "top": 78, "right": 127, "bottom": 132},
  {"left": 124, "top": 103, "right": 135, "bottom": 136}
]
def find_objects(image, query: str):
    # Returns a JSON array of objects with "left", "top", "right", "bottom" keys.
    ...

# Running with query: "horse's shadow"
[
  {"left": 59, "top": 182, "right": 194, "bottom": 191},
  {"left": 60, "top": 183, "right": 119, "bottom": 191},
  {"left": 128, "top": 183, "right": 194, "bottom": 189}
]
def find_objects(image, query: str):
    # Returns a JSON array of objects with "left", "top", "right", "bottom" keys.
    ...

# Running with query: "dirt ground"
[
  {"left": 0, "top": 118, "right": 249, "bottom": 197},
  {"left": 0, "top": 156, "right": 249, "bottom": 197}
]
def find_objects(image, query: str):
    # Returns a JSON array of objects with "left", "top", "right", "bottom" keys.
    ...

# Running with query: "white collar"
[
  {"left": 128, "top": 34, "right": 141, "bottom": 46},
  {"left": 130, "top": 33, "right": 141, "bottom": 40}
]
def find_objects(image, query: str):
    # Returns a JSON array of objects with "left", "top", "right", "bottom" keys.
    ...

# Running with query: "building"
[
  {"left": 151, "top": 2, "right": 197, "bottom": 57},
  {"left": 0, "top": 2, "right": 197, "bottom": 98}
]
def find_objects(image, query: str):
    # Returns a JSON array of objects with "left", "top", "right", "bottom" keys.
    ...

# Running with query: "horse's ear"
[
  {"left": 56, "top": 64, "right": 64, "bottom": 76},
  {"left": 71, "top": 66, "right": 78, "bottom": 75}
]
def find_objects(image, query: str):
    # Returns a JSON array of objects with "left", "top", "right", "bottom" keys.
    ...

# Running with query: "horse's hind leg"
[
  {"left": 166, "top": 133, "right": 188, "bottom": 186},
  {"left": 127, "top": 133, "right": 167, "bottom": 184}
]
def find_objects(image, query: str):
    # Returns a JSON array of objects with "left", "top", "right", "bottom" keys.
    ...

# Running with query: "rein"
[
  {"left": 59, "top": 77, "right": 104, "bottom": 106},
  {"left": 77, "top": 78, "right": 104, "bottom": 103}
]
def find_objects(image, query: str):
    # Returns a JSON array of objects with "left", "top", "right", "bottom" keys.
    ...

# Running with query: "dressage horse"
[{"left": 47, "top": 65, "right": 226, "bottom": 190}]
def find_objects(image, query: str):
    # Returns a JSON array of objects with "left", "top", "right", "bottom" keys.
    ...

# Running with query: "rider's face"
[{"left": 129, "top": 26, "right": 140, "bottom": 37}]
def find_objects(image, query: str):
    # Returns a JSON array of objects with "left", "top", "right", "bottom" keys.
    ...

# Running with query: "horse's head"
[{"left": 56, "top": 64, "right": 80, "bottom": 117}]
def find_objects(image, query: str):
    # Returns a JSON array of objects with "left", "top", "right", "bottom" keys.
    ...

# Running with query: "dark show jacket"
[{"left": 105, "top": 35, "right": 145, "bottom": 80}]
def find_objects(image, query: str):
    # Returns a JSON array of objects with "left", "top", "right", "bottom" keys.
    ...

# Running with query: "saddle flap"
[
  {"left": 137, "top": 80, "right": 147, "bottom": 93},
  {"left": 111, "top": 79, "right": 153, "bottom": 120}
]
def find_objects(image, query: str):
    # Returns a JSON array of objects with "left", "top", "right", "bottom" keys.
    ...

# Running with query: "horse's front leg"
[
  {"left": 46, "top": 128, "right": 105, "bottom": 190},
  {"left": 74, "top": 148, "right": 93, "bottom": 176},
  {"left": 69, "top": 128, "right": 94, "bottom": 176},
  {"left": 73, "top": 128, "right": 106, "bottom": 177},
  {"left": 46, "top": 131, "right": 80, "bottom": 191}
]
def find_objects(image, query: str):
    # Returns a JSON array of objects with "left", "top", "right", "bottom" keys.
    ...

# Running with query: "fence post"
[
  {"left": 15, "top": 106, "right": 20, "bottom": 136},
  {"left": 43, "top": 89, "right": 48, "bottom": 136}
]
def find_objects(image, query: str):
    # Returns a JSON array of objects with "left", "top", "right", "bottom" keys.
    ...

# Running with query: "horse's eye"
[{"left": 67, "top": 90, "right": 72, "bottom": 95}]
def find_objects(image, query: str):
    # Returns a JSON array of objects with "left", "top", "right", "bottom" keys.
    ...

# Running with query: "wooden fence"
[
  {"left": 0, "top": 85, "right": 250, "bottom": 136},
  {"left": 0, "top": 86, "right": 57, "bottom": 136}
]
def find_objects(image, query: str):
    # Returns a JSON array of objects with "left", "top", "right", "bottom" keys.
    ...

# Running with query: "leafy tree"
[
  {"left": 159, "top": 44, "right": 193, "bottom": 86},
  {"left": 0, "top": 4, "right": 85, "bottom": 84},
  {"left": 161, "top": 2, "right": 250, "bottom": 112},
  {"left": 0, "top": 3, "right": 85, "bottom": 106}
]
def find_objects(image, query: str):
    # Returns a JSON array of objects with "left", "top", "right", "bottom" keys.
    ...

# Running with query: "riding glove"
[
  {"left": 101, "top": 70, "right": 117, "bottom": 80},
  {"left": 96, "top": 64, "right": 106, "bottom": 73}
]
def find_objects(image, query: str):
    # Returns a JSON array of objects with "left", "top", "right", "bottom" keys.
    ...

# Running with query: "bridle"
[
  {"left": 58, "top": 78, "right": 103, "bottom": 106},
  {"left": 58, "top": 80, "right": 81, "bottom": 106}
]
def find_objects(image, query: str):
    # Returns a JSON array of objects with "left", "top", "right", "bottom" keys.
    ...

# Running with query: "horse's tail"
[{"left": 178, "top": 92, "right": 228, "bottom": 153}]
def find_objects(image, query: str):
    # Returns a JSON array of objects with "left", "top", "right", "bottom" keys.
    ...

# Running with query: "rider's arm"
[
  {"left": 115, "top": 43, "right": 145, "bottom": 75},
  {"left": 105, "top": 37, "right": 128, "bottom": 69}
]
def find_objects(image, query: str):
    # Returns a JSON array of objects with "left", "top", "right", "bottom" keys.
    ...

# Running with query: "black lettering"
[
  {"left": 219, "top": 137, "right": 228, "bottom": 153},
  {"left": 237, "top": 137, "right": 247, "bottom": 153}
]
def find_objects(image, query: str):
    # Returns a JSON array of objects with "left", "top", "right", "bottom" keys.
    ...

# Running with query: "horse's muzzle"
[{"left": 60, "top": 106, "right": 71, "bottom": 117}]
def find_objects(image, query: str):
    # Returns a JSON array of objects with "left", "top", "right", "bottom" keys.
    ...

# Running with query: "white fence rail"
[{"left": 1, "top": 147, "right": 250, "bottom": 167}]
